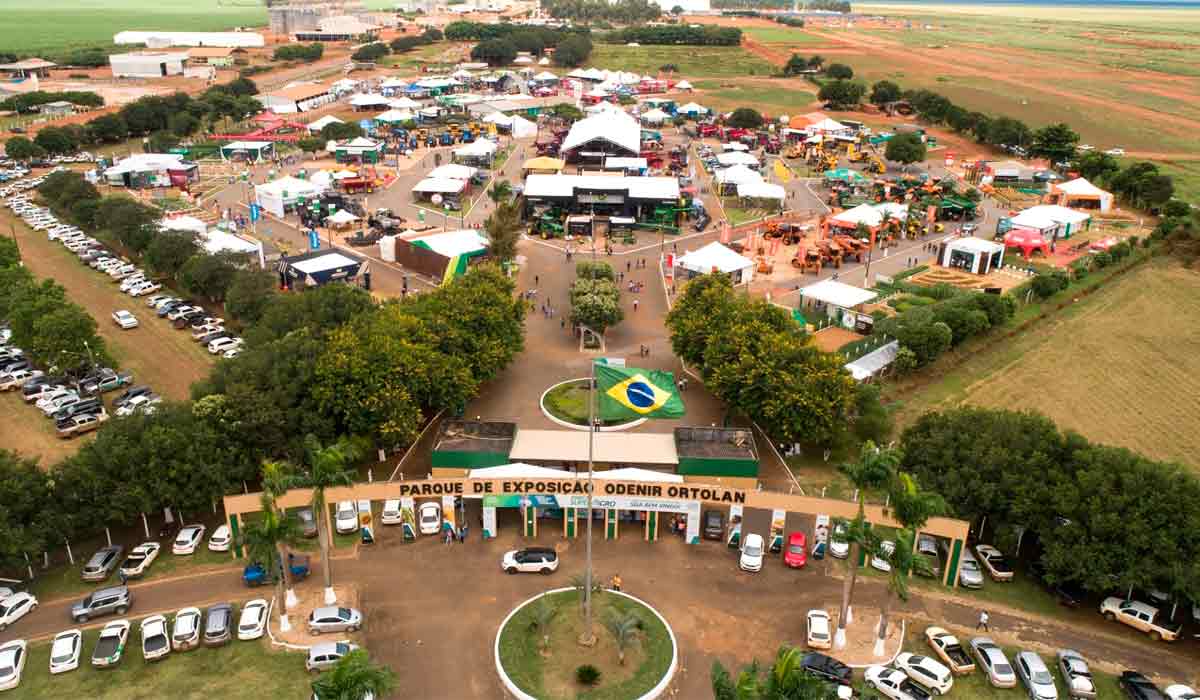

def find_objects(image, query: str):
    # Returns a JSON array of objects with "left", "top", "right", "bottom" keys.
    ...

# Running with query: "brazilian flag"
[{"left": 595, "top": 362, "right": 686, "bottom": 421}]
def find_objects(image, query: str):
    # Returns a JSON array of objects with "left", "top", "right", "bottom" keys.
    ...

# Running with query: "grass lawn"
[
  {"left": 543, "top": 380, "right": 591, "bottom": 424},
  {"left": 889, "top": 259, "right": 1200, "bottom": 471},
  {"left": 0, "top": 392, "right": 89, "bottom": 469},
  {"left": 698, "top": 84, "right": 817, "bottom": 113},
  {"left": 743, "top": 26, "right": 829, "bottom": 45},
  {"left": 1153, "top": 160, "right": 1200, "bottom": 205},
  {"left": 720, "top": 198, "right": 776, "bottom": 226},
  {"left": 588, "top": 45, "right": 775, "bottom": 79},
  {"left": 498, "top": 589, "right": 674, "bottom": 700},
  {"left": 907, "top": 567, "right": 1067, "bottom": 621},
  {"left": 7, "top": 631, "right": 311, "bottom": 700},
  {"left": 30, "top": 547, "right": 237, "bottom": 602}
]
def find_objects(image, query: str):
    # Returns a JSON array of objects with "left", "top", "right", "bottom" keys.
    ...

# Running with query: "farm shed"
[
  {"left": 109, "top": 52, "right": 189, "bottom": 79},
  {"left": 186, "top": 47, "right": 236, "bottom": 67},
  {"left": 114, "top": 31, "right": 264, "bottom": 48},
  {"left": 258, "top": 83, "right": 334, "bottom": 114},
  {"left": 0, "top": 58, "right": 56, "bottom": 79}
]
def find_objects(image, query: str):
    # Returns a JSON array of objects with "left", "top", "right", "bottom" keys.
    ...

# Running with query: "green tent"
[{"left": 824, "top": 168, "right": 867, "bottom": 184}]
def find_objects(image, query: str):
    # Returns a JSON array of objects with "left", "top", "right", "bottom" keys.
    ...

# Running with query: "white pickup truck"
[{"left": 1099, "top": 597, "right": 1181, "bottom": 642}]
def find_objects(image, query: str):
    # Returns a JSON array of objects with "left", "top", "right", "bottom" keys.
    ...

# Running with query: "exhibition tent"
[
  {"left": 1003, "top": 230, "right": 1051, "bottom": 259},
  {"left": 640, "top": 108, "right": 670, "bottom": 125},
  {"left": 509, "top": 115, "right": 537, "bottom": 138},
  {"left": 306, "top": 115, "right": 342, "bottom": 132},
  {"left": 737, "top": 181, "right": 786, "bottom": 200},
  {"left": 428, "top": 163, "right": 478, "bottom": 180},
  {"left": 714, "top": 164, "right": 762, "bottom": 185},
  {"left": 255, "top": 176, "right": 324, "bottom": 217},
  {"left": 1053, "top": 177, "right": 1114, "bottom": 212},
  {"left": 678, "top": 241, "right": 754, "bottom": 277},
  {"left": 716, "top": 151, "right": 759, "bottom": 167}
]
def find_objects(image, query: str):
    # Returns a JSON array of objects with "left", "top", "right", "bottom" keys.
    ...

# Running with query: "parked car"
[
  {"left": 830, "top": 523, "right": 849, "bottom": 559},
  {"left": 801, "top": 652, "right": 852, "bottom": 686},
  {"left": 0, "top": 593, "right": 38, "bottom": 632},
  {"left": 865, "top": 665, "right": 933, "bottom": 700},
  {"left": 0, "top": 640, "right": 27, "bottom": 691},
  {"left": 91, "top": 620, "right": 130, "bottom": 668},
  {"left": 915, "top": 534, "right": 941, "bottom": 578},
  {"left": 806, "top": 610, "right": 832, "bottom": 650},
  {"left": 57, "top": 410, "right": 108, "bottom": 438},
  {"left": 970, "top": 637, "right": 1017, "bottom": 688},
  {"left": 924, "top": 627, "right": 975, "bottom": 675},
  {"left": 336, "top": 500, "right": 361, "bottom": 534},
  {"left": 1165, "top": 686, "right": 1200, "bottom": 700},
  {"left": 1100, "top": 597, "right": 1180, "bottom": 642},
  {"left": 1015, "top": 651, "right": 1058, "bottom": 700},
  {"left": 48, "top": 629, "right": 81, "bottom": 674},
  {"left": 81, "top": 545, "right": 124, "bottom": 582},
  {"left": 306, "top": 641, "right": 359, "bottom": 673},
  {"left": 502, "top": 547, "right": 559, "bottom": 575},
  {"left": 52, "top": 396, "right": 101, "bottom": 423},
  {"left": 208, "top": 337, "right": 243, "bottom": 355},
  {"left": 192, "top": 324, "right": 225, "bottom": 341},
  {"left": 381, "top": 499, "right": 404, "bottom": 525},
  {"left": 958, "top": 550, "right": 985, "bottom": 588},
  {"left": 1119, "top": 671, "right": 1166, "bottom": 700},
  {"left": 1057, "top": 650, "right": 1097, "bottom": 699},
  {"left": 140, "top": 614, "right": 171, "bottom": 662},
  {"left": 703, "top": 510, "right": 725, "bottom": 540},
  {"left": 308, "top": 606, "right": 363, "bottom": 635},
  {"left": 173, "top": 525, "right": 206, "bottom": 555},
  {"left": 739, "top": 533, "right": 765, "bottom": 573},
  {"left": 172, "top": 607, "right": 202, "bottom": 652},
  {"left": 975, "top": 544, "right": 1014, "bottom": 582},
  {"left": 895, "top": 652, "right": 954, "bottom": 695},
  {"left": 237, "top": 599, "right": 268, "bottom": 640},
  {"left": 112, "top": 385, "right": 152, "bottom": 410},
  {"left": 295, "top": 508, "right": 319, "bottom": 538},
  {"left": 203, "top": 603, "right": 234, "bottom": 647},
  {"left": 119, "top": 542, "right": 161, "bottom": 579},
  {"left": 784, "top": 531, "right": 808, "bottom": 569},
  {"left": 80, "top": 370, "right": 132, "bottom": 396},
  {"left": 71, "top": 586, "right": 130, "bottom": 623},
  {"left": 871, "top": 541, "right": 895, "bottom": 573},
  {"left": 116, "top": 393, "right": 160, "bottom": 417},
  {"left": 1106, "top": 148, "right": 1126, "bottom": 157},
  {"left": 129, "top": 281, "right": 161, "bottom": 297},
  {"left": 111, "top": 310, "right": 139, "bottom": 330},
  {"left": 208, "top": 525, "right": 232, "bottom": 552},
  {"left": 417, "top": 502, "right": 441, "bottom": 535},
  {"left": 0, "top": 369, "right": 42, "bottom": 391}
]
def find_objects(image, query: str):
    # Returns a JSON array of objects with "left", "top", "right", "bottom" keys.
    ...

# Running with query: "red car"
[{"left": 784, "top": 532, "right": 808, "bottom": 568}]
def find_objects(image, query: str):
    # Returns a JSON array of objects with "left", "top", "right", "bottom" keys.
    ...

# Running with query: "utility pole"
[{"left": 581, "top": 359, "right": 597, "bottom": 645}]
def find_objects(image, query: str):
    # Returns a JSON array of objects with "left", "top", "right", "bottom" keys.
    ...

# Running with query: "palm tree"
[
  {"left": 261, "top": 460, "right": 300, "bottom": 611},
  {"left": 529, "top": 594, "right": 558, "bottom": 653},
  {"left": 293, "top": 435, "right": 361, "bottom": 605},
  {"left": 834, "top": 441, "right": 901, "bottom": 650},
  {"left": 311, "top": 649, "right": 396, "bottom": 700},
  {"left": 602, "top": 609, "right": 642, "bottom": 666},
  {"left": 241, "top": 493, "right": 303, "bottom": 633},
  {"left": 569, "top": 570, "right": 601, "bottom": 614},
  {"left": 488, "top": 179, "right": 513, "bottom": 204},
  {"left": 712, "top": 646, "right": 839, "bottom": 700},
  {"left": 873, "top": 527, "right": 933, "bottom": 657}
]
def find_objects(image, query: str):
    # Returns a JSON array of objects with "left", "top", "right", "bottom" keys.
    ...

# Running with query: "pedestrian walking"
[
  {"left": 118, "top": 570, "right": 127, "bottom": 586},
  {"left": 627, "top": 260, "right": 632, "bottom": 272},
  {"left": 633, "top": 298, "right": 639, "bottom": 312},
  {"left": 610, "top": 573, "right": 622, "bottom": 592},
  {"left": 535, "top": 275, "right": 539, "bottom": 286},
  {"left": 977, "top": 611, "right": 990, "bottom": 631}
]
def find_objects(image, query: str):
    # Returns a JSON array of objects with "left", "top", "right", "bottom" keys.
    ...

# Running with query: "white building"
[
  {"left": 109, "top": 52, "right": 189, "bottom": 79},
  {"left": 113, "top": 31, "right": 265, "bottom": 48}
]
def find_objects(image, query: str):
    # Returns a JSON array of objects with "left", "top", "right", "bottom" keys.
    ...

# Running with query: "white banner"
[
  {"left": 560, "top": 494, "right": 701, "bottom": 515},
  {"left": 442, "top": 494, "right": 457, "bottom": 530},
  {"left": 482, "top": 506, "right": 497, "bottom": 539}
]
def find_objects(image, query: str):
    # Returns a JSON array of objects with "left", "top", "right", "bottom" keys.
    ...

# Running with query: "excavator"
[{"left": 864, "top": 154, "right": 887, "bottom": 175}]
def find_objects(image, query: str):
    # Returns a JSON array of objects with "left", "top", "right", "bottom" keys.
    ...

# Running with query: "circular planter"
[
  {"left": 539, "top": 378, "right": 646, "bottom": 432},
  {"left": 495, "top": 587, "right": 678, "bottom": 700}
]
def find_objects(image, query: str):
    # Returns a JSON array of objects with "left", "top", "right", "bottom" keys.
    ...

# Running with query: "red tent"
[{"left": 1003, "top": 229, "right": 1051, "bottom": 259}]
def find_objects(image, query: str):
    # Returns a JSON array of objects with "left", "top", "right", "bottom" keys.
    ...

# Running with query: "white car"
[
  {"left": 0, "top": 369, "right": 42, "bottom": 391},
  {"left": 0, "top": 592, "right": 38, "bottom": 632},
  {"left": 871, "top": 541, "right": 895, "bottom": 573},
  {"left": 739, "top": 533, "right": 765, "bottom": 573},
  {"left": 1105, "top": 148, "right": 1125, "bottom": 157},
  {"left": 208, "top": 524, "right": 232, "bottom": 552},
  {"left": 830, "top": 523, "right": 849, "bottom": 559},
  {"left": 130, "top": 282, "right": 162, "bottom": 297},
  {"left": 306, "top": 641, "right": 358, "bottom": 672},
  {"left": 222, "top": 347, "right": 242, "bottom": 359},
  {"left": 237, "top": 599, "right": 268, "bottom": 640},
  {"left": 806, "top": 610, "right": 832, "bottom": 650},
  {"left": 172, "top": 524, "right": 206, "bottom": 555},
  {"left": 91, "top": 620, "right": 130, "bottom": 668},
  {"left": 418, "top": 502, "right": 442, "bottom": 535},
  {"left": 145, "top": 294, "right": 172, "bottom": 308},
  {"left": 971, "top": 637, "right": 1017, "bottom": 688},
  {"left": 1166, "top": 685, "right": 1200, "bottom": 700},
  {"left": 0, "top": 640, "right": 27, "bottom": 691},
  {"left": 895, "top": 652, "right": 954, "bottom": 695},
  {"left": 112, "top": 310, "right": 139, "bottom": 330},
  {"left": 36, "top": 387, "right": 76, "bottom": 412},
  {"left": 116, "top": 393, "right": 160, "bottom": 417},
  {"left": 208, "top": 337, "right": 243, "bottom": 355},
  {"left": 172, "top": 607, "right": 202, "bottom": 652},
  {"left": 119, "top": 542, "right": 161, "bottom": 578},
  {"left": 381, "top": 499, "right": 404, "bottom": 525},
  {"left": 501, "top": 547, "right": 559, "bottom": 575},
  {"left": 335, "top": 500, "right": 360, "bottom": 534},
  {"left": 1057, "top": 650, "right": 1096, "bottom": 699},
  {"left": 140, "top": 614, "right": 172, "bottom": 662},
  {"left": 119, "top": 275, "right": 147, "bottom": 292},
  {"left": 1077, "top": 144, "right": 1094, "bottom": 152},
  {"left": 48, "top": 629, "right": 82, "bottom": 674},
  {"left": 864, "top": 665, "right": 931, "bottom": 700}
]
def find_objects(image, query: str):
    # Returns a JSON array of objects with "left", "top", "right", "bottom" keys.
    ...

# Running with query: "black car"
[
  {"left": 197, "top": 330, "right": 229, "bottom": 345},
  {"left": 703, "top": 510, "right": 725, "bottom": 540},
  {"left": 1119, "top": 671, "right": 1166, "bottom": 700},
  {"left": 801, "top": 653, "right": 852, "bottom": 685},
  {"left": 156, "top": 301, "right": 184, "bottom": 318},
  {"left": 113, "top": 385, "right": 152, "bottom": 409}
]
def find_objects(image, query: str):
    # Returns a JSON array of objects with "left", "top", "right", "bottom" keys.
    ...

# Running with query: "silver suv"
[
  {"left": 71, "top": 585, "right": 131, "bottom": 623},
  {"left": 80, "top": 545, "right": 124, "bottom": 582}
]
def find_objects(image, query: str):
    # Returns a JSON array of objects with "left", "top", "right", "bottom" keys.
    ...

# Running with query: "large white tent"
[
  {"left": 713, "top": 164, "right": 762, "bottom": 185},
  {"left": 1053, "top": 177, "right": 1114, "bottom": 212},
  {"left": 561, "top": 110, "right": 640, "bottom": 154},
  {"left": 388, "top": 96, "right": 421, "bottom": 109},
  {"left": 1009, "top": 204, "right": 1092, "bottom": 239},
  {"left": 640, "top": 108, "right": 670, "bottom": 125},
  {"left": 829, "top": 202, "right": 908, "bottom": 230},
  {"left": 678, "top": 102, "right": 707, "bottom": 116},
  {"left": 349, "top": 93, "right": 390, "bottom": 108},
  {"left": 306, "top": 115, "right": 343, "bottom": 132},
  {"left": 737, "top": 181, "right": 786, "bottom": 200},
  {"left": 716, "top": 151, "right": 759, "bottom": 167},
  {"left": 428, "top": 163, "right": 478, "bottom": 180},
  {"left": 509, "top": 115, "right": 537, "bottom": 139},
  {"left": 375, "top": 109, "right": 415, "bottom": 123},
  {"left": 677, "top": 242, "right": 755, "bottom": 285},
  {"left": 453, "top": 138, "right": 497, "bottom": 159},
  {"left": 255, "top": 176, "right": 324, "bottom": 218}
]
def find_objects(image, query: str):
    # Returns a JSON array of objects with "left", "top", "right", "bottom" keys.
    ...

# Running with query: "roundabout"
[
  {"left": 495, "top": 587, "right": 677, "bottom": 700},
  {"left": 540, "top": 378, "right": 647, "bottom": 432}
]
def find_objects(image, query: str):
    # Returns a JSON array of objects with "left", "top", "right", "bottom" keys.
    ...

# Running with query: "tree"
[
  {"left": 297, "top": 137, "right": 326, "bottom": 155},
  {"left": 570, "top": 277, "right": 623, "bottom": 336},
  {"left": 390, "top": 36, "right": 421, "bottom": 52},
  {"left": 817, "top": 80, "right": 865, "bottom": 110},
  {"left": 874, "top": 308, "right": 951, "bottom": 366},
  {"left": 488, "top": 179, "right": 513, "bottom": 204},
  {"left": 168, "top": 112, "right": 200, "bottom": 138},
  {"left": 869, "top": 80, "right": 901, "bottom": 107},
  {"left": 350, "top": 42, "right": 389, "bottom": 62},
  {"left": 146, "top": 130, "right": 180, "bottom": 154},
  {"left": 310, "top": 649, "right": 397, "bottom": 700},
  {"left": 1030, "top": 122, "right": 1080, "bottom": 163},
  {"left": 471, "top": 38, "right": 518, "bottom": 66},
  {"left": 87, "top": 114, "right": 128, "bottom": 143},
  {"left": 873, "top": 526, "right": 934, "bottom": 656},
  {"left": 34, "top": 126, "right": 78, "bottom": 155},
  {"left": 884, "top": 132, "right": 926, "bottom": 166},
  {"left": 0, "top": 450, "right": 54, "bottom": 571},
  {"left": 712, "top": 646, "right": 838, "bottom": 700},
  {"left": 28, "top": 305, "right": 110, "bottom": 375},
  {"left": 671, "top": 4, "right": 684, "bottom": 13},
  {"left": 529, "top": 595, "right": 558, "bottom": 652},
  {"left": 4, "top": 136, "right": 45, "bottom": 162},
  {"left": 483, "top": 199, "right": 521, "bottom": 262},
  {"left": 224, "top": 269, "right": 278, "bottom": 325},
  {"left": 292, "top": 436, "right": 362, "bottom": 603},
  {"left": 982, "top": 116, "right": 1031, "bottom": 149},
  {"left": 321, "top": 122, "right": 363, "bottom": 142},
  {"left": 807, "top": 54, "right": 825, "bottom": 70},
  {"left": 825, "top": 63, "right": 853, "bottom": 80},
  {"left": 1073, "top": 151, "right": 1121, "bottom": 183},
  {"left": 727, "top": 107, "right": 764, "bottom": 129},
  {"left": 602, "top": 609, "right": 641, "bottom": 666},
  {"left": 144, "top": 230, "right": 200, "bottom": 278},
  {"left": 553, "top": 35, "right": 593, "bottom": 67},
  {"left": 241, "top": 489, "right": 303, "bottom": 631},
  {"left": 783, "top": 53, "right": 809, "bottom": 76},
  {"left": 179, "top": 252, "right": 244, "bottom": 303},
  {"left": 1109, "top": 161, "right": 1174, "bottom": 210}
]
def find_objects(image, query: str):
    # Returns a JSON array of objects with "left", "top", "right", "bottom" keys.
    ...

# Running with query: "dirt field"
[
  {"left": 895, "top": 262, "right": 1200, "bottom": 470},
  {"left": 4, "top": 211, "right": 214, "bottom": 402}
]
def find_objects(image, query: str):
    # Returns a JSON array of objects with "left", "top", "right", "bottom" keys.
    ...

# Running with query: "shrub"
[
  {"left": 1093, "top": 251, "right": 1113, "bottom": 268},
  {"left": 1030, "top": 269, "right": 1069, "bottom": 299},
  {"left": 1071, "top": 262, "right": 1089, "bottom": 281},
  {"left": 575, "top": 260, "right": 614, "bottom": 281},
  {"left": 893, "top": 347, "right": 919, "bottom": 375},
  {"left": 576, "top": 664, "right": 601, "bottom": 686}
]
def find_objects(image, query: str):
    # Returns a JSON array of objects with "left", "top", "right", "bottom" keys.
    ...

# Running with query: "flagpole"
[{"left": 582, "top": 359, "right": 596, "bottom": 645}]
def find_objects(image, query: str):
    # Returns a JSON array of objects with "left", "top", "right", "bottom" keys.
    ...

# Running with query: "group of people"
[{"left": 442, "top": 521, "right": 469, "bottom": 545}]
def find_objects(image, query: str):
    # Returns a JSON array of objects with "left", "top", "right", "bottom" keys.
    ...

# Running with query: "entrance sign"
[{"left": 393, "top": 477, "right": 748, "bottom": 505}]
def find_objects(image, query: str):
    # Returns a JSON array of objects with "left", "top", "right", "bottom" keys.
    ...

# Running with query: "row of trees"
[
  {"left": 443, "top": 21, "right": 588, "bottom": 43},
  {"left": 783, "top": 53, "right": 825, "bottom": 76},
  {"left": 604, "top": 25, "right": 742, "bottom": 46},
  {"left": 539, "top": 0, "right": 663, "bottom": 24},
  {"left": 0, "top": 90, "right": 104, "bottom": 114},
  {"left": 272, "top": 43, "right": 323, "bottom": 62},
  {"left": 900, "top": 407, "right": 1200, "bottom": 605},
  {"left": 389, "top": 27, "right": 443, "bottom": 53}
]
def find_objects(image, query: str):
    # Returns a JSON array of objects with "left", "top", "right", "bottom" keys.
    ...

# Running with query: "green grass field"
[
  {"left": 7, "top": 631, "right": 311, "bottom": 700},
  {"left": 588, "top": 44, "right": 775, "bottom": 78},
  {"left": 742, "top": 26, "right": 828, "bottom": 45}
]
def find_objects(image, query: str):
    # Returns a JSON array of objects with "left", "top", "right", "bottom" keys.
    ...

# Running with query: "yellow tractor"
[{"left": 864, "top": 155, "right": 887, "bottom": 174}]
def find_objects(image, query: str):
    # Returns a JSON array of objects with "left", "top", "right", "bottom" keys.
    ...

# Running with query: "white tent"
[
  {"left": 255, "top": 176, "right": 324, "bottom": 218},
  {"left": 380, "top": 77, "right": 409, "bottom": 89},
  {"left": 678, "top": 102, "right": 707, "bottom": 115},
  {"left": 509, "top": 114, "right": 537, "bottom": 139},
  {"left": 716, "top": 151, "right": 759, "bottom": 167},
  {"left": 349, "top": 93, "right": 390, "bottom": 108},
  {"left": 640, "top": 108, "right": 670, "bottom": 125},
  {"left": 677, "top": 242, "right": 755, "bottom": 285},
  {"left": 532, "top": 71, "right": 558, "bottom": 82},
  {"left": 388, "top": 96, "right": 421, "bottom": 109},
  {"left": 407, "top": 228, "right": 489, "bottom": 257},
  {"left": 721, "top": 142, "right": 749, "bottom": 152},
  {"left": 808, "top": 117, "right": 849, "bottom": 134},
  {"left": 326, "top": 209, "right": 359, "bottom": 225},
  {"left": 428, "top": 163, "right": 478, "bottom": 180},
  {"left": 412, "top": 177, "right": 467, "bottom": 195},
  {"left": 160, "top": 215, "right": 208, "bottom": 235},
  {"left": 1010, "top": 204, "right": 1092, "bottom": 237},
  {"left": 585, "top": 101, "right": 626, "bottom": 116},
  {"left": 481, "top": 111, "right": 512, "bottom": 125},
  {"left": 800, "top": 279, "right": 877, "bottom": 309},
  {"left": 202, "top": 229, "right": 260, "bottom": 256},
  {"left": 375, "top": 109, "right": 415, "bottom": 123},
  {"left": 538, "top": 56, "right": 550, "bottom": 65},
  {"left": 737, "top": 181, "right": 786, "bottom": 200},
  {"left": 309, "top": 170, "right": 334, "bottom": 188},
  {"left": 674, "top": 80, "right": 693, "bottom": 91},
  {"left": 513, "top": 55, "right": 534, "bottom": 65},
  {"left": 454, "top": 138, "right": 497, "bottom": 158},
  {"left": 1054, "top": 177, "right": 1114, "bottom": 212},
  {"left": 562, "top": 110, "right": 641, "bottom": 154},
  {"left": 830, "top": 202, "right": 908, "bottom": 229},
  {"left": 306, "top": 115, "right": 343, "bottom": 132},
  {"left": 332, "top": 169, "right": 358, "bottom": 180},
  {"left": 451, "top": 69, "right": 473, "bottom": 79},
  {"left": 714, "top": 164, "right": 762, "bottom": 185}
]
